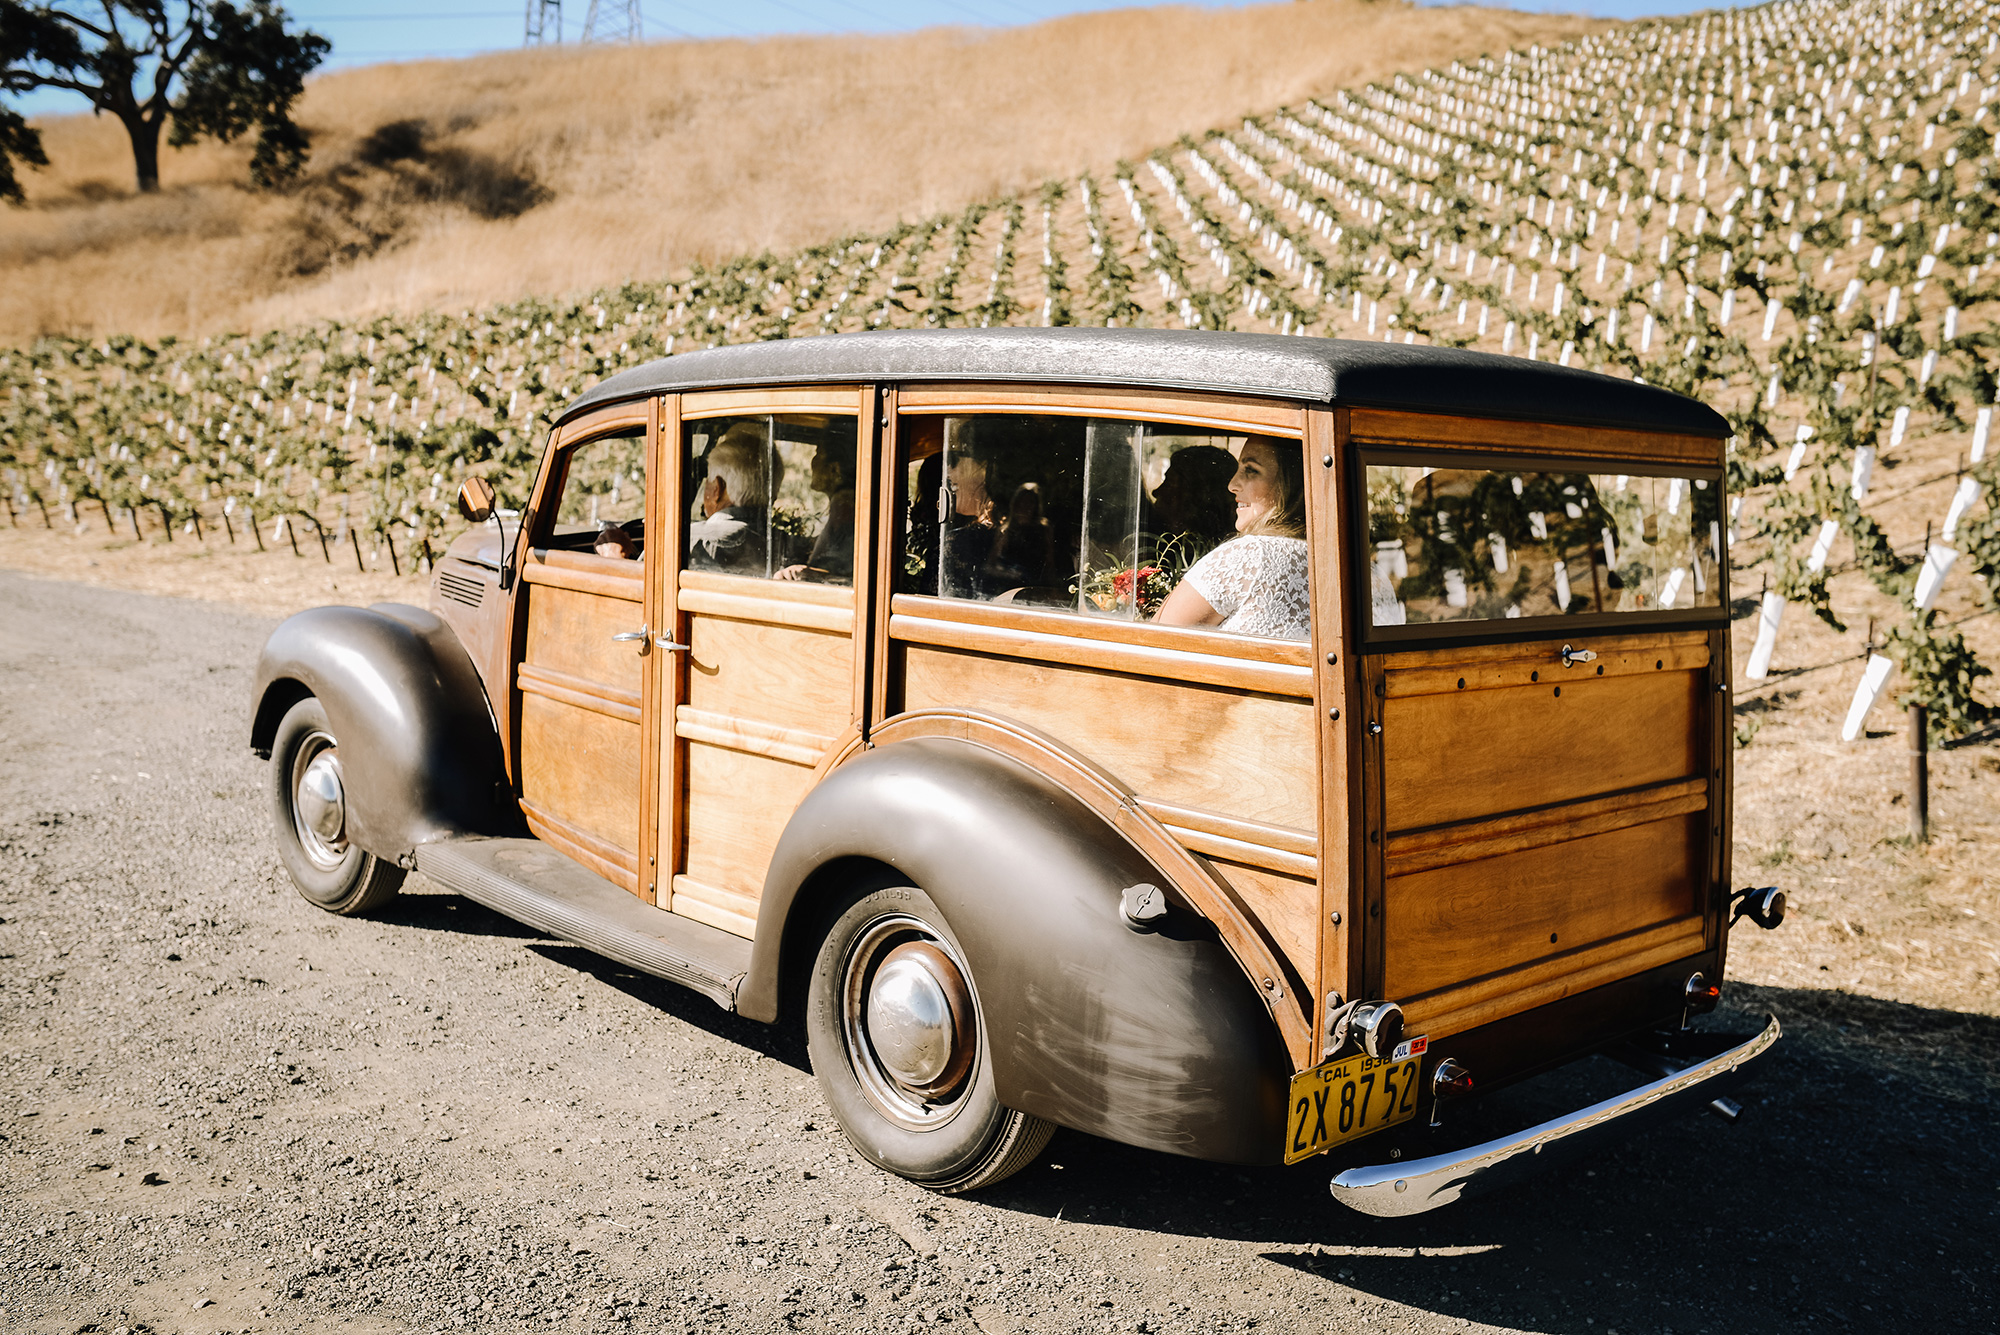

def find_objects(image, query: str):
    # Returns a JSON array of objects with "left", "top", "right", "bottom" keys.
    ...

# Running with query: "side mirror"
[{"left": 457, "top": 477, "right": 497, "bottom": 523}]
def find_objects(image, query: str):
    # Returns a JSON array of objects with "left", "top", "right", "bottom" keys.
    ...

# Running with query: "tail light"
[
  {"left": 1682, "top": 971, "right": 1721, "bottom": 1029},
  {"left": 1429, "top": 1058, "right": 1473, "bottom": 1127},
  {"left": 1431, "top": 1058, "right": 1473, "bottom": 1099}
]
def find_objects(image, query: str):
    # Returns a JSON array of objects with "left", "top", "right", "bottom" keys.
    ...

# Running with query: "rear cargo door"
[{"left": 1350, "top": 429, "right": 1730, "bottom": 1040}]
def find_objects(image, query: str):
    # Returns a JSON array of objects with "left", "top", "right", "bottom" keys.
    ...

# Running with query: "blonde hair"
[{"left": 1241, "top": 436, "right": 1306, "bottom": 540}]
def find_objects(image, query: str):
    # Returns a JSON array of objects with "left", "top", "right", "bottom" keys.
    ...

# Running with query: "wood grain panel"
[
  {"left": 637, "top": 393, "right": 665, "bottom": 904},
  {"left": 888, "top": 593, "right": 1311, "bottom": 668},
  {"left": 1383, "top": 813, "right": 1703, "bottom": 1000},
  {"left": 678, "top": 584, "right": 856, "bottom": 635},
  {"left": 521, "top": 584, "right": 647, "bottom": 692},
  {"left": 517, "top": 662, "right": 642, "bottom": 724},
  {"left": 676, "top": 706, "right": 832, "bottom": 767},
  {"left": 681, "top": 387, "right": 864, "bottom": 418},
  {"left": 520, "top": 799, "right": 640, "bottom": 892},
  {"left": 1308, "top": 403, "right": 1359, "bottom": 1056},
  {"left": 1210, "top": 860, "right": 1318, "bottom": 995},
  {"left": 684, "top": 616, "right": 854, "bottom": 739},
  {"left": 891, "top": 612, "right": 1312, "bottom": 698},
  {"left": 901, "top": 646, "right": 1318, "bottom": 830},
  {"left": 651, "top": 391, "right": 684, "bottom": 907},
  {"left": 1402, "top": 916, "right": 1706, "bottom": 1038},
  {"left": 1384, "top": 777, "right": 1709, "bottom": 878},
  {"left": 896, "top": 384, "right": 1305, "bottom": 435},
  {"left": 1348, "top": 408, "right": 1725, "bottom": 467},
  {"left": 552, "top": 401, "right": 649, "bottom": 447},
  {"left": 521, "top": 553, "right": 645, "bottom": 602},
  {"left": 680, "top": 742, "right": 818, "bottom": 930},
  {"left": 1384, "top": 637, "right": 1712, "bottom": 697},
  {"left": 518, "top": 692, "right": 640, "bottom": 855},
  {"left": 670, "top": 875, "right": 760, "bottom": 938},
  {"left": 1381, "top": 669, "right": 1702, "bottom": 830},
  {"left": 1382, "top": 629, "right": 1713, "bottom": 671}
]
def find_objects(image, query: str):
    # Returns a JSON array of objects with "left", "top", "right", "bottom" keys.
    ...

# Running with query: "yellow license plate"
[{"left": 1284, "top": 1052, "right": 1422, "bottom": 1163}]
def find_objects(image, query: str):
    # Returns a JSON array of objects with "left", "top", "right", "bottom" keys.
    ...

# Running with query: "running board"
[{"left": 414, "top": 837, "right": 751, "bottom": 1009}]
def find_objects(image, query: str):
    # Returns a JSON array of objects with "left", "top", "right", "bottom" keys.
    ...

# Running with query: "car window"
[
  {"left": 1363, "top": 460, "right": 1724, "bottom": 627},
  {"left": 898, "top": 412, "right": 1309, "bottom": 641},
  {"left": 684, "top": 414, "right": 858, "bottom": 585},
  {"left": 551, "top": 429, "right": 646, "bottom": 558}
]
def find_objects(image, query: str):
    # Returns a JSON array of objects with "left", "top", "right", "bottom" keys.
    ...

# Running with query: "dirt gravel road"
[{"left": 2, "top": 570, "right": 1995, "bottom": 1335}]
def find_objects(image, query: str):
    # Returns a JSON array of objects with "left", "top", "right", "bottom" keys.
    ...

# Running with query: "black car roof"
[{"left": 557, "top": 328, "right": 1730, "bottom": 437}]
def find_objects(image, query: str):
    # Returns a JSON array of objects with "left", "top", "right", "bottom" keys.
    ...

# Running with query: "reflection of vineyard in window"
[
  {"left": 1367, "top": 463, "right": 1723, "bottom": 627},
  {"left": 2, "top": 0, "right": 1996, "bottom": 734}
]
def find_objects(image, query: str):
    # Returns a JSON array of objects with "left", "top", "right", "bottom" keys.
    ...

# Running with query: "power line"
[{"left": 305, "top": 11, "right": 520, "bottom": 18}]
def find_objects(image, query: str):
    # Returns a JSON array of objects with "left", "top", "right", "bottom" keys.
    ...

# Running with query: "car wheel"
[
  {"left": 269, "top": 695, "right": 406, "bottom": 916},
  {"left": 806, "top": 884, "right": 1054, "bottom": 1193}
]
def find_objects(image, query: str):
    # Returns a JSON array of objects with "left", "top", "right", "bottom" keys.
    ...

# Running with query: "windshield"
[{"left": 1363, "top": 459, "right": 1724, "bottom": 629}]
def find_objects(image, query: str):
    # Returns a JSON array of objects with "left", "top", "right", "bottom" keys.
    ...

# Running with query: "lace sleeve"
[
  {"left": 1184, "top": 540, "right": 1259, "bottom": 620},
  {"left": 1182, "top": 537, "right": 1310, "bottom": 640}
]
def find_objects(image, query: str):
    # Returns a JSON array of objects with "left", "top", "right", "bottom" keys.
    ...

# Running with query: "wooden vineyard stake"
[{"left": 1908, "top": 704, "right": 1930, "bottom": 845}]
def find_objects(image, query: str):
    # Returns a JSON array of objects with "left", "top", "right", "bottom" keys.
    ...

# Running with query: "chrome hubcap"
[
  {"left": 291, "top": 733, "right": 349, "bottom": 869},
  {"left": 841, "top": 916, "right": 977, "bottom": 1128}
]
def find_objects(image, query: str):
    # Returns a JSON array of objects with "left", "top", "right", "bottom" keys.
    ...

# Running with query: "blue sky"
[{"left": 11, "top": 0, "right": 1739, "bottom": 118}]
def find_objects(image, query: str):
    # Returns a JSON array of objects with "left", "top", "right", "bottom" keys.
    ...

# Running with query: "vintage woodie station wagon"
[{"left": 251, "top": 328, "right": 1785, "bottom": 1215}]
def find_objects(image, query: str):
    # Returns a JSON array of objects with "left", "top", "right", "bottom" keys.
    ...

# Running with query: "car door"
[
  {"left": 512, "top": 400, "right": 662, "bottom": 897},
  {"left": 650, "top": 387, "right": 873, "bottom": 935}
]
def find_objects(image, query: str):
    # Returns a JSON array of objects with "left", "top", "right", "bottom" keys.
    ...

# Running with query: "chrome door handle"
[
  {"left": 653, "top": 636, "right": 690, "bottom": 652},
  {"left": 611, "top": 625, "right": 649, "bottom": 645},
  {"left": 1560, "top": 644, "right": 1598, "bottom": 667}
]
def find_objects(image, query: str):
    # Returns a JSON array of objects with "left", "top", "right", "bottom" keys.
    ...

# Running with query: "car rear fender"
[
  {"left": 744, "top": 736, "right": 1291, "bottom": 1165},
  {"left": 250, "top": 603, "right": 516, "bottom": 861}
]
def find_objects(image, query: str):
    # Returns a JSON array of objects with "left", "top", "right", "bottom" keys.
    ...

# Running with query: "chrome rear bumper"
[{"left": 1329, "top": 1015, "right": 1781, "bottom": 1217}]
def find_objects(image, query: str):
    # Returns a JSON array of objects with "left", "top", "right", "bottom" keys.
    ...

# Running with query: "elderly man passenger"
[{"left": 689, "top": 423, "right": 782, "bottom": 574}]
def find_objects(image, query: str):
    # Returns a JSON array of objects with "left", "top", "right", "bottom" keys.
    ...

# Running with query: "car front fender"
[{"left": 250, "top": 603, "right": 516, "bottom": 861}]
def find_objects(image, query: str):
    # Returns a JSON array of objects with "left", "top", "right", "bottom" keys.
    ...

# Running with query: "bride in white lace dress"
[{"left": 1154, "top": 437, "right": 1309, "bottom": 641}]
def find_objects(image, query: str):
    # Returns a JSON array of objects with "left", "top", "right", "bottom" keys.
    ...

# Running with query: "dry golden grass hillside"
[{"left": 0, "top": 0, "right": 1599, "bottom": 344}]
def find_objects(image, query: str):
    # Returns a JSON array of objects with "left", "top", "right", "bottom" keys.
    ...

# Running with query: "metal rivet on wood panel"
[
  {"left": 1322, "top": 455, "right": 1334, "bottom": 467},
  {"left": 1326, "top": 652, "right": 1338, "bottom": 666},
  {"left": 1329, "top": 911, "right": 1342, "bottom": 926},
  {"left": 1328, "top": 708, "right": 1341, "bottom": 720}
]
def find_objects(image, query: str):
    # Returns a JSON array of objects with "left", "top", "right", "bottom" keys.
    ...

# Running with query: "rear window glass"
[{"left": 1364, "top": 461, "right": 1723, "bottom": 628}]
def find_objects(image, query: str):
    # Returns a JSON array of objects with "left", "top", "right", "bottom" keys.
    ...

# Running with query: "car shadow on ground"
[
  {"left": 523, "top": 940, "right": 813, "bottom": 1072},
  {"left": 370, "top": 882, "right": 550, "bottom": 940},
  {"left": 381, "top": 882, "right": 813, "bottom": 1068},
  {"left": 372, "top": 889, "right": 1999, "bottom": 1329},
  {"left": 968, "top": 983, "right": 1998, "bottom": 1330}
]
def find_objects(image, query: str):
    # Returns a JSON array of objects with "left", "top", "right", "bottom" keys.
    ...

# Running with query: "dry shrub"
[{"left": 0, "top": 0, "right": 1603, "bottom": 343}]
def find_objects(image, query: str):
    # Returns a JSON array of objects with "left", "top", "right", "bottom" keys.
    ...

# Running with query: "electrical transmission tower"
[
  {"left": 580, "top": 0, "right": 640, "bottom": 43},
  {"left": 524, "top": 0, "right": 560, "bottom": 46}
]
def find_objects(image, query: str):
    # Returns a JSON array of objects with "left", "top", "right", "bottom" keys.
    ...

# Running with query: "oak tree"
[{"left": 0, "top": 0, "right": 327, "bottom": 201}]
